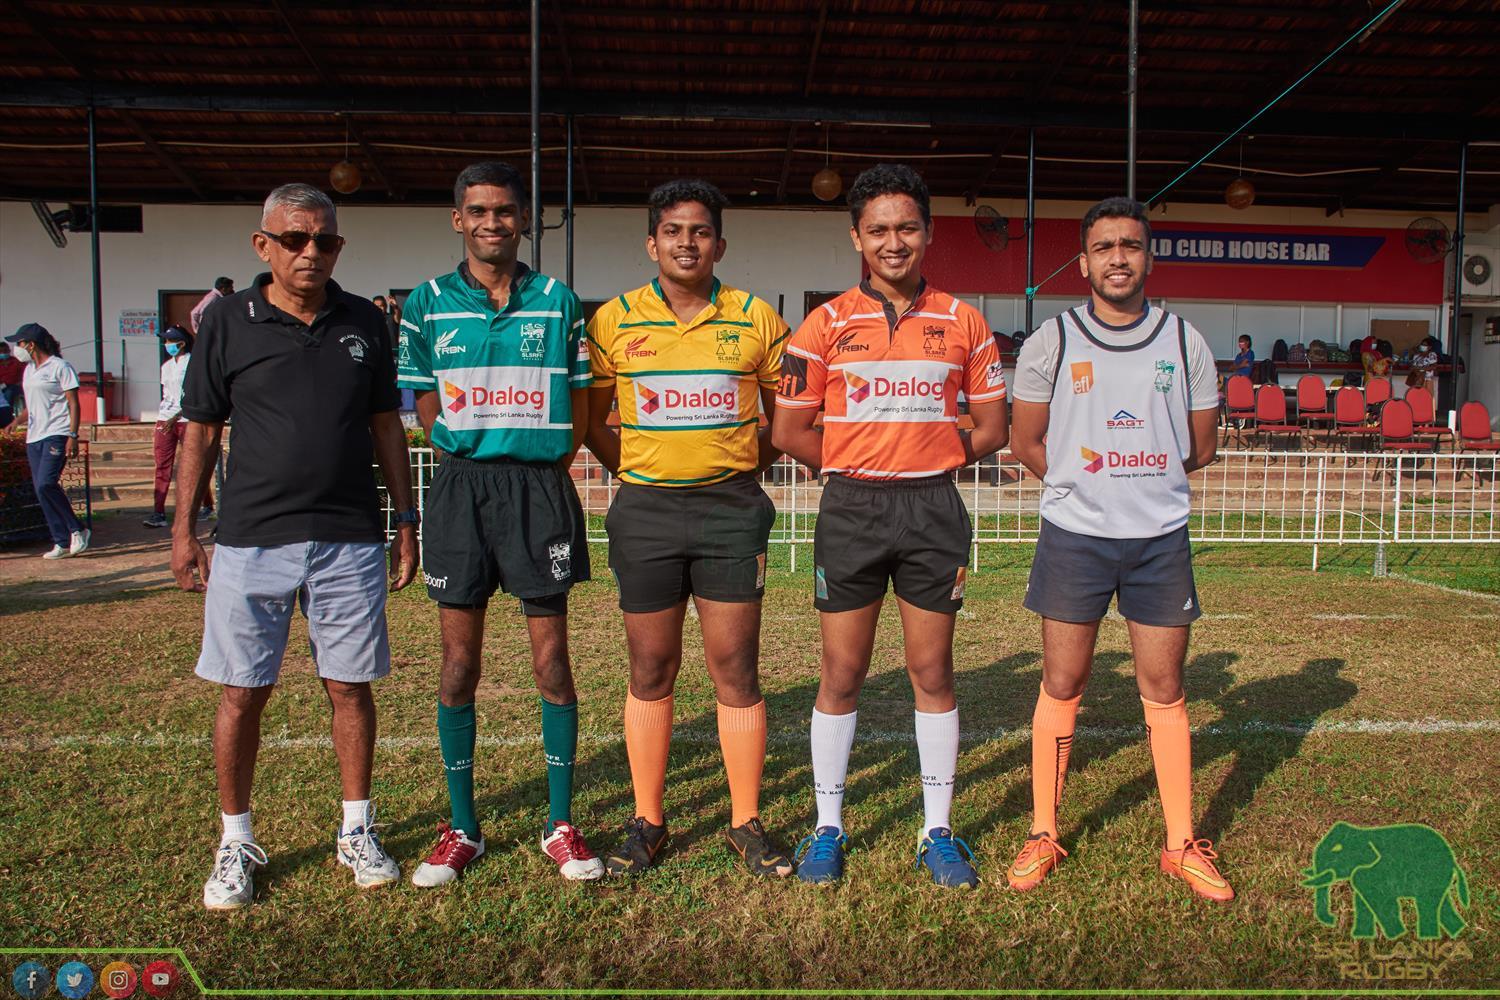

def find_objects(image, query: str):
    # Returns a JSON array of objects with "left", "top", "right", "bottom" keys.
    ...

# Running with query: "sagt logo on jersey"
[
  {"left": 625, "top": 334, "right": 656, "bottom": 359},
  {"left": 1106, "top": 409, "right": 1146, "bottom": 430},
  {"left": 436, "top": 328, "right": 466, "bottom": 356},
  {"left": 922, "top": 325, "right": 947, "bottom": 358},
  {"left": 1154, "top": 360, "right": 1176, "bottom": 394},
  {"left": 549, "top": 542, "right": 571, "bottom": 582},
  {"left": 1071, "top": 361, "right": 1095, "bottom": 394},
  {"left": 444, "top": 381, "right": 467, "bottom": 413},
  {"left": 835, "top": 330, "right": 869, "bottom": 353},
  {"left": 520, "top": 322, "right": 545, "bottom": 360},
  {"left": 715, "top": 329, "right": 741, "bottom": 362}
]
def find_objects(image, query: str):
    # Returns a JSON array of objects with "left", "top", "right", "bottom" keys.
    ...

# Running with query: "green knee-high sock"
[
  {"left": 437, "top": 700, "right": 479, "bottom": 838},
  {"left": 540, "top": 698, "right": 578, "bottom": 833}
]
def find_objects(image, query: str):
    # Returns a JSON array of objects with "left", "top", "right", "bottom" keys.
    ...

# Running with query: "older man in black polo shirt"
[{"left": 173, "top": 182, "right": 419, "bottom": 911}]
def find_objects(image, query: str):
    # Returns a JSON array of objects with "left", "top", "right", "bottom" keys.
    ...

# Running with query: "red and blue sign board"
[{"left": 922, "top": 217, "right": 1443, "bottom": 305}]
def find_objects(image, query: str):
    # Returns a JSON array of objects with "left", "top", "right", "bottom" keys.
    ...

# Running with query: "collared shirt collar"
[
  {"left": 649, "top": 276, "right": 722, "bottom": 330},
  {"left": 245, "top": 272, "right": 346, "bottom": 326},
  {"left": 458, "top": 259, "right": 531, "bottom": 301},
  {"left": 859, "top": 276, "right": 928, "bottom": 335}
]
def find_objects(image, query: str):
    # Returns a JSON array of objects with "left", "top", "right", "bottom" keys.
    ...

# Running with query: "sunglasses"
[{"left": 259, "top": 229, "right": 346, "bottom": 254}]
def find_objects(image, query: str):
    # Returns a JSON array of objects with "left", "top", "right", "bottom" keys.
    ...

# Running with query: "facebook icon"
[{"left": 11, "top": 961, "right": 49, "bottom": 1000}]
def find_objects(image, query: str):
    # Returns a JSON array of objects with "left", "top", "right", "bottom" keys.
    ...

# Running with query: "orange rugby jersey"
[{"left": 776, "top": 280, "right": 1006, "bottom": 479}]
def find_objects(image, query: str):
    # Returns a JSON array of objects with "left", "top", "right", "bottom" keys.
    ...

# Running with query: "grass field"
[{"left": 1, "top": 529, "right": 1496, "bottom": 996}]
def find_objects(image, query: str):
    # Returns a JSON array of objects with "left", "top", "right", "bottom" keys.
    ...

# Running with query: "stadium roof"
[{"left": 0, "top": 0, "right": 1496, "bottom": 213}]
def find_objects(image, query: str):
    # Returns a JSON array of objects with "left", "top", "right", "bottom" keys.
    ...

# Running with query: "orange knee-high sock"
[
  {"left": 1142, "top": 694, "right": 1194, "bottom": 850},
  {"left": 1031, "top": 684, "right": 1083, "bottom": 837},
  {"left": 624, "top": 692, "right": 673, "bottom": 826},
  {"left": 717, "top": 700, "right": 767, "bottom": 828}
]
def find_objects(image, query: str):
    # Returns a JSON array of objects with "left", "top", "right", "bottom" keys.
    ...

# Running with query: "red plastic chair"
[
  {"left": 1222, "top": 374, "right": 1256, "bottom": 445},
  {"left": 1458, "top": 401, "right": 1499, "bottom": 483},
  {"left": 1331, "top": 386, "right": 1373, "bottom": 451},
  {"left": 1403, "top": 386, "right": 1451, "bottom": 445},
  {"left": 1378, "top": 399, "right": 1433, "bottom": 452},
  {"left": 1364, "top": 377, "right": 1391, "bottom": 414},
  {"left": 1252, "top": 384, "right": 1301, "bottom": 451},
  {"left": 1296, "top": 374, "right": 1335, "bottom": 439}
]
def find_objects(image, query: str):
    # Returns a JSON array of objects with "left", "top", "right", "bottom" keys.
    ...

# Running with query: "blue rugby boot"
[
  {"left": 794, "top": 825, "right": 849, "bottom": 884},
  {"left": 916, "top": 827, "right": 979, "bottom": 888}
]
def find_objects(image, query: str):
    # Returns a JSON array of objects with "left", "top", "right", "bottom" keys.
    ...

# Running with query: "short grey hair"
[{"left": 261, "top": 183, "right": 337, "bottom": 228}]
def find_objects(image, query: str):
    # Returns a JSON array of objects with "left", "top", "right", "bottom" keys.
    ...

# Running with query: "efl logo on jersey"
[
  {"left": 625, "top": 334, "right": 656, "bottom": 359},
  {"left": 444, "top": 381, "right": 467, "bottom": 413},
  {"left": 1081, "top": 446, "right": 1104, "bottom": 473},
  {"left": 844, "top": 371, "right": 872, "bottom": 403},
  {"left": 1106, "top": 409, "right": 1146, "bottom": 430},
  {"left": 1071, "top": 362, "right": 1094, "bottom": 394}
]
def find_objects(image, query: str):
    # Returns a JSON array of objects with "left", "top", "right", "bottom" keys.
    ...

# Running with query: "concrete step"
[
  {"left": 88, "top": 483, "right": 155, "bottom": 503},
  {"left": 90, "top": 467, "right": 155, "bottom": 483},
  {"left": 91, "top": 448, "right": 156, "bottom": 467},
  {"left": 89, "top": 422, "right": 156, "bottom": 444}
]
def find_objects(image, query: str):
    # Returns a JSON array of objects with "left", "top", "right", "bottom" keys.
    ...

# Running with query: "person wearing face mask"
[
  {"left": 143, "top": 326, "right": 213, "bottom": 528},
  {"left": 6, "top": 323, "right": 88, "bottom": 558},
  {"left": 0, "top": 340, "right": 24, "bottom": 429}
]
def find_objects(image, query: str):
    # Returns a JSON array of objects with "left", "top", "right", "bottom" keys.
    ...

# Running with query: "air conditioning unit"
[{"left": 1460, "top": 248, "right": 1499, "bottom": 299}]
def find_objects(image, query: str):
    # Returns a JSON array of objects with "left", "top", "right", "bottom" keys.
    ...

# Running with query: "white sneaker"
[
  {"left": 41, "top": 544, "right": 68, "bottom": 560},
  {"left": 68, "top": 528, "right": 90, "bottom": 555},
  {"left": 541, "top": 821, "right": 605, "bottom": 881},
  {"left": 411, "top": 823, "right": 485, "bottom": 887},
  {"left": 203, "top": 839, "right": 268, "bottom": 910},
  {"left": 336, "top": 812, "right": 400, "bottom": 888}
]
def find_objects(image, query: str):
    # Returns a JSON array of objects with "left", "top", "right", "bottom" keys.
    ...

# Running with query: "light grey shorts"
[{"left": 195, "top": 541, "right": 390, "bottom": 688}]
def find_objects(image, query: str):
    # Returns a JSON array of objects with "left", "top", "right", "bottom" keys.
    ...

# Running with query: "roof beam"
[
  {"left": 549, "top": 0, "right": 594, "bottom": 204},
  {"left": 775, "top": 0, "right": 828, "bottom": 204},
  {"left": 118, "top": 111, "right": 207, "bottom": 199}
]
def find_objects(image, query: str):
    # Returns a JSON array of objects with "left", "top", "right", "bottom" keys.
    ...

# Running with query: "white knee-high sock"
[
  {"left": 810, "top": 708, "right": 858, "bottom": 832},
  {"left": 914, "top": 707, "right": 960, "bottom": 833}
]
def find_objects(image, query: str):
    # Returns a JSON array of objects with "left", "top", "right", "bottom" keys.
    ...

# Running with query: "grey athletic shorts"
[
  {"left": 195, "top": 541, "right": 390, "bottom": 688},
  {"left": 1023, "top": 518, "right": 1201, "bottom": 627}
]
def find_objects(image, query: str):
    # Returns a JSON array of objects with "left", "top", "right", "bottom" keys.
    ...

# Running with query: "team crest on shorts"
[
  {"left": 549, "top": 542, "right": 572, "bottom": 581},
  {"left": 951, "top": 566, "right": 967, "bottom": 601}
]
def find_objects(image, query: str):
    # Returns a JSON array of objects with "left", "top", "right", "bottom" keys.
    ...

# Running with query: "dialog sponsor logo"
[
  {"left": 1106, "top": 408, "right": 1146, "bottom": 430},
  {"left": 837, "top": 361, "right": 949, "bottom": 422},
  {"left": 631, "top": 374, "right": 741, "bottom": 428},
  {"left": 1071, "top": 361, "right": 1094, "bottom": 394},
  {"left": 1083, "top": 445, "right": 1169, "bottom": 476},
  {"left": 441, "top": 367, "right": 554, "bottom": 429}
]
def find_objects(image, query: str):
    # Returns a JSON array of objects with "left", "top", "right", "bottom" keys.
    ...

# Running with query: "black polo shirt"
[{"left": 183, "top": 273, "right": 400, "bottom": 547}]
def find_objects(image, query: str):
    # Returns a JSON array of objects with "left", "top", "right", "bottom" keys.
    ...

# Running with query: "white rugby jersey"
[{"left": 1012, "top": 305, "right": 1217, "bottom": 539}]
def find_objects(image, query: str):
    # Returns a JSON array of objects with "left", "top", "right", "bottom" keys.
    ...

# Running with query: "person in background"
[
  {"left": 1232, "top": 335, "right": 1254, "bottom": 378},
  {"left": 1411, "top": 337, "right": 1440, "bottom": 393},
  {"left": 6, "top": 323, "right": 88, "bottom": 559},
  {"left": 0, "top": 339, "right": 24, "bottom": 429},
  {"left": 371, "top": 295, "right": 400, "bottom": 350},
  {"left": 143, "top": 326, "right": 213, "bottom": 529},
  {"left": 189, "top": 276, "right": 235, "bottom": 334}
]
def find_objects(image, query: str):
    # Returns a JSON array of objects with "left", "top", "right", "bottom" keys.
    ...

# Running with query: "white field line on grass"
[
  {"left": 7, "top": 718, "right": 1500, "bottom": 754},
  {"left": 1388, "top": 571, "right": 1500, "bottom": 603}
]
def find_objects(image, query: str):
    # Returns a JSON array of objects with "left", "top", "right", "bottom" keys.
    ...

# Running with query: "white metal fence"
[{"left": 380, "top": 449, "right": 1499, "bottom": 570}]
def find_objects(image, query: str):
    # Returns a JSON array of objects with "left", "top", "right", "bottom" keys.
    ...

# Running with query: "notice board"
[{"left": 1369, "top": 318, "right": 1429, "bottom": 352}]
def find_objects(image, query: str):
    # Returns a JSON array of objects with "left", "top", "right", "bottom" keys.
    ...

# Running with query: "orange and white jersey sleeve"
[
  {"left": 958, "top": 303, "right": 1006, "bottom": 404},
  {"left": 775, "top": 303, "right": 831, "bottom": 411}
]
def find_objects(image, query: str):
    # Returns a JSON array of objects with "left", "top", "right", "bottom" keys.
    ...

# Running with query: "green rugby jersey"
[{"left": 397, "top": 264, "right": 590, "bottom": 462}]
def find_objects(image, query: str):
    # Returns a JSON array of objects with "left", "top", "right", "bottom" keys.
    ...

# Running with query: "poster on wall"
[
  {"left": 119, "top": 309, "right": 159, "bottom": 338},
  {"left": 1486, "top": 316, "right": 1500, "bottom": 345}
]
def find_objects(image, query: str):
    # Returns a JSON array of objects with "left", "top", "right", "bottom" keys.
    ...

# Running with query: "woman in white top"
[
  {"left": 5, "top": 322, "right": 88, "bottom": 558},
  {"left": 144, "top": 326, "right": 213, "bottom": 528},
  {"left": 1411, "top": 337, "right": 1441, "bottom": 394}
]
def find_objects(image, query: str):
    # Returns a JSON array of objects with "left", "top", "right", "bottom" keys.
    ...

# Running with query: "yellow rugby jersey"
[{"left": 587, "top": 277, "right": 789, "bottom": 487}]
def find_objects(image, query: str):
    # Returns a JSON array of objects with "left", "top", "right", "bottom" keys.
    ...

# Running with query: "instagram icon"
[{"left": 102, "top": 961, "right": 139, "bottom": 998}]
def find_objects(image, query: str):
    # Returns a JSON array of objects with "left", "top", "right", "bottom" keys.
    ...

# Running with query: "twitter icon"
[{"left": 57, "top": 960, "right": 95, "bottom": 999}]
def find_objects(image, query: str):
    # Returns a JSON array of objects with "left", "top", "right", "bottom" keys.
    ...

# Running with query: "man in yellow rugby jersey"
[{"left": 585, "top": 179, "right": 793, "bottom": 878}]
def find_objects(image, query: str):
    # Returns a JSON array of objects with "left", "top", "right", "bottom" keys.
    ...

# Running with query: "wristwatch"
[{"left": 393, "top": 508, "right": 419, "bottom": 526}]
